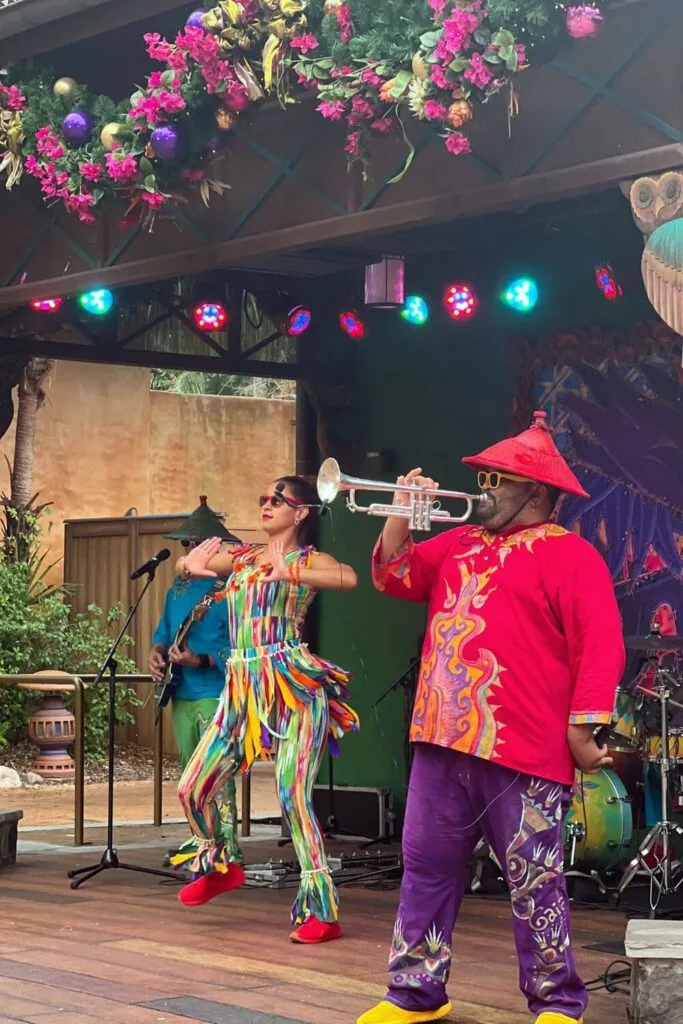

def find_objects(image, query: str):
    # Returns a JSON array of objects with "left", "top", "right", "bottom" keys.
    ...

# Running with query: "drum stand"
[{"left": 614, "top": 665, "right": 683, "bottom": 913}]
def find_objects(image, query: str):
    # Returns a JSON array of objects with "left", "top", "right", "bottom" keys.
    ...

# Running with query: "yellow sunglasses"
[{"left": 477, "top": 470, "right": 531, "bottom": 491}]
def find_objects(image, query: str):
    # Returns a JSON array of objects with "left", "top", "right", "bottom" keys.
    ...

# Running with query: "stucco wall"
[{"left": 0, "top": 361, "right": 296, "bottom": 577}]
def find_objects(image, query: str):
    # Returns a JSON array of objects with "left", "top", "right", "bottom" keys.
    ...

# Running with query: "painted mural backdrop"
[{"left": 514, "top": 321, "right": 683, "bottom": 679}]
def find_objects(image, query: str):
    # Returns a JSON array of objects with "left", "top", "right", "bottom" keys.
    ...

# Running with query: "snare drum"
[
  {"left": 564, "top": 768, "right": 633, "bottom": 873},
  {"left": 601, "top": 688, "right": 643, "bottom": 753}
]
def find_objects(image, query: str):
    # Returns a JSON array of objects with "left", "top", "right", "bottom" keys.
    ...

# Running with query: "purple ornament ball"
[
  {"left": 150, "top": 124, "right": 186, "bottom": 162},
  {"left": 186, "top": 8, "right": 206, "bottom": 28},
  {"left": 62, "top": 110, "right": 94, "bottom": 146}
]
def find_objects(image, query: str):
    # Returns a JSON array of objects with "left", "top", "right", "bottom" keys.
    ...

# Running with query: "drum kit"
[{"left": 565, "top": 627, "right": 683, "bottom": 911}]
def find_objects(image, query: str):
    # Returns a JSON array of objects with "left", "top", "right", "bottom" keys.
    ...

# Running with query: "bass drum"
[{"left": 564, "top": 768, "right": 633, "bottom": 874}]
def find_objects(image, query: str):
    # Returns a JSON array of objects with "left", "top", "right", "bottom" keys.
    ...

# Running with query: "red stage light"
[
  {"left": 286, "top": 305, "right": 312, "bottom": 336},
  {"left": 595, "top": 264, "right": 623, "bottom": 302},
  {"left": 339, "top": 310, "right": 365, "bottom": 339},
  {"left": 444, "top": 283, "right": 477, "bottom": 320},
  {"left": 194, "top": 302, "right": 227, "bottom": 330},
  {"left": 30, "top": 297, "right": 63, "bottom": 313}
]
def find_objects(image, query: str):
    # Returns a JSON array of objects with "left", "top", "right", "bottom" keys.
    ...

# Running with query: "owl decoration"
[{"left": 629, "top": 171, "right": 683, "bottom": 336}]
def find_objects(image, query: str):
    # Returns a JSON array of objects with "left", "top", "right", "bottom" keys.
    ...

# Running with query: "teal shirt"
[{"left": 152, "top": 577, "right": 228, "bottom": 701}]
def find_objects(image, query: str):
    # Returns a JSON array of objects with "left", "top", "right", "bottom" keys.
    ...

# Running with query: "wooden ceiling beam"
[
  {"left": 0, "top": 0, "right": 192, "bottom": 62},
  {"left": 0, "top": 337, "right": 299, "bottom": 379},
  {"left": 1, "top": 143, "right": 681, "bottom": 307}
]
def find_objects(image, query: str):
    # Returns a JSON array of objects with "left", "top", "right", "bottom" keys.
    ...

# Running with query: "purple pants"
[{"left": 387, "top": 744, "right": 587, "bottom": 1020}]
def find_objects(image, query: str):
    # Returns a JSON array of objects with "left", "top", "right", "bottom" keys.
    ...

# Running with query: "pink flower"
[
  {"left": 424, "top": 99, "right": 449, "bottom": 121},
  {"left": 144, "top": 33, "right": 173, "bottom": 62},
  {"left": 157, "top": 90, "right": 187, "bottom": 114},
  {"left": 370, "top": 117, "right": 395, "bottom": 134},
  {"left": 317, "top": 100, "right": 346, "bottom": 121},
  {"left": 24, "top": 155, "right": 39, "bottom": 173},
  {"left": 351, "top": 95, "right": 375, "bottom": 119},
  {"left": 464, "top": 52, "right": 493, "bottom": 89},
  {"left": 0, "top": 84, "right": 27, "bottom": 111},
  {"left": 105, "top": 151, "right": 139, "bottom": 183},
  {"left": 516, "top": 43, "right": 528, "bottom": 66},
  {"left": 442, "top": 9, "right": 479, "bottom": 55},
  {"left": 331, "top": 65, "right": 353, "bottom": 78},
  {"left": 294, "top": 70, "right": 317, "bottom": 90},
  {"left": 361, "top": 68, "right": 383, "bottom": 89},
  {"left": 78, "top": 211, "right": 97, "bottom": 223},
  {"left": 223, "top": 82, "right": 249, "bottom": 112},
  {"left": 337, "top": 5, "right": 353, "bottom": 44},
  {"left": 80, "top": 162, "right": 103, "bottom": 182},
  {"left": 430, "top": 64, "right": 450, "bottom": 89},
  {"left": 428, "top": 0, "right": 448, "bottom": 14},
  {"left": 444, "top": 131, "right": 471, "bottom": 155},
  {"left": 290, "top": 33, "right": 319, "bottom": 53},
  {"left": 344, "top": 131, "right": 361, "bottom": 157},
  {"left": 148, "top": 71, "right": 164, "bottom": 89},
  {"left": 140, "top": 191, "right": 166, "bottom": 207},
  {"left": 167, "top": 49, "right": 189, "bottom": 73}
]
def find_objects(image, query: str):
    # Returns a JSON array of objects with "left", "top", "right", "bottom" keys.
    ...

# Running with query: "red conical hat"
[{"left": 462, "top": 411, "right": 589, "bottom": 498}]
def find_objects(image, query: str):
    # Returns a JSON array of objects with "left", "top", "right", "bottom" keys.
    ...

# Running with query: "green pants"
[{"left": 172, "top": 696, "right": 243, "bottom": 863}]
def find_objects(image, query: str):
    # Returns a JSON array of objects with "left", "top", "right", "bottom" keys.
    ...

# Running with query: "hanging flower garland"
[{"left": 0, "top": 0, "right": 610, "bottom": 225}]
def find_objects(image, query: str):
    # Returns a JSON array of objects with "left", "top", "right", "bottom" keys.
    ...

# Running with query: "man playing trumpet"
[{"left": 358, "top": 412, "right": 625, "bottom": 1024}]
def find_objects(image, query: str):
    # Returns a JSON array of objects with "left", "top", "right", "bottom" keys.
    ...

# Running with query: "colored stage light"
[
  {"left": 30, "top": 297, "right": 63, "bottom": 313},
  {"left": 444, "top": 283, "right": 477, "bottom": 320},
  {"left": 286, "top": 305, "right": 312, "bottom": 336},
  {"left": 502, "top": 277, "right": 538, "bottom": 312},
  {"left": 194, "top": 301, "right": 227, "bottom": 331},
  {"left": 339, "top": 310, "right": 365, "bottom": 339},
  {"left": 78, "top": 288, "right": 114, "bottom": 316},
  {"left": 401, "top": 295, "right": 429, "bottom": 326},
  {"left": 596, "top": 264, "right": 623, "bottom": 302}
]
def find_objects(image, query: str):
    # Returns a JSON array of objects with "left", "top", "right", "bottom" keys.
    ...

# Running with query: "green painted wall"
[{"left": 315, "top": 192, "right": 654, "bottom": 815}]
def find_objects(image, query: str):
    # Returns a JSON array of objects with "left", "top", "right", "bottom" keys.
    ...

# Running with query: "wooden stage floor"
[{"left": 0, "top": 840, "right": 629, "bottom": 1024}]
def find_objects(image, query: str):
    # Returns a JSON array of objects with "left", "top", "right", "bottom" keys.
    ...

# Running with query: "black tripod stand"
[
  {"left": 359, "top": 656, "right": 419, "bottom": 850},
  {"left": 67, "top": 568, "right": 178, "bottom": 889}
]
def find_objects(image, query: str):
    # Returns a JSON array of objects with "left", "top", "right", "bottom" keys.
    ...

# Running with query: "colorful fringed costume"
[{"left": 174, "top": 545, "right": 359, "bottom": 925}]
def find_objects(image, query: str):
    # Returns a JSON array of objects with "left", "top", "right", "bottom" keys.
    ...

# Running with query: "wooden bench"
[{"left": 0, "top": 808, "right": 23, "bottom": 869}]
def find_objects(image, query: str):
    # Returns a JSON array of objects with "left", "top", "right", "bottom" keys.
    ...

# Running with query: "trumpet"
[{"left": 316, "top": 458, "right": 487, "bottom": 531}]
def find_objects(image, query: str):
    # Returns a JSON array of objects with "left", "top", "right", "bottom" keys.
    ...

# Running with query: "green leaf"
[
  {"left": 92, "top": 188, "right": 104, "bottom": 204},
  {"left": 492, "top": 29, "right": 516, "bottom": 48},
  {"left": 498, "top": 45, "right": 514, "bottom": 61},
  {"left": 419, "top": 30, "right": 440, "bottom": 50},
  {"left": 143, "top": 173, "right": 156, "bottom": 191},
  {"left": 161, "top": 69, "right": 177, "bottom": 87},
  {"left": 449, "top": 57, "right": 468, "bottom": 73},
  {"left": 474, "top": 28, "right": 491, "bottom": 45},
  {"left": 392, "top": 69, "right": 412, "bottom": 95},
  {"left": 484, "top": 52, "right": 502, "bottom": 64},
  {"left": 139, "top": 156, "right": 154, "bottom": 174}
]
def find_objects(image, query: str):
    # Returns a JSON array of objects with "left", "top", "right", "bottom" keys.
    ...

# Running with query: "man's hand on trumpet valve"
[{"left": 393, "top": 468, "right": 439, "bottom": 508}]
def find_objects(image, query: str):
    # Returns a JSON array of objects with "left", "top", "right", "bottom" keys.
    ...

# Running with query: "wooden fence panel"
[{"left": 64, "top": 516, "right": 263, "bottom": 754}]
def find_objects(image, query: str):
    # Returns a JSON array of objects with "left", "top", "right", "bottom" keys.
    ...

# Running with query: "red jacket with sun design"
[{"left": 372, "top": 522, "right": 625, "bottom": 786}]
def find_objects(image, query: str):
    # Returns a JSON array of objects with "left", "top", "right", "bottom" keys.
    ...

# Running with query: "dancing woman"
[{"left": 173, "top": 475, "right": 359, "bottom": 944}]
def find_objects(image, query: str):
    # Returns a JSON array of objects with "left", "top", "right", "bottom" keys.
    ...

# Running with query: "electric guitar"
[{"left": 154, "top": 583, "right": 223, "bottom": 722}]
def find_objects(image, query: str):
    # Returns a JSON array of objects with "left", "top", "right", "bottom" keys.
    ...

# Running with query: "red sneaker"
[
  {"left": 289, "top": 916, "right": 342, "bottom": 944},
  {"left": 178, "top": 864, "right": 246, "bottom": 907}
]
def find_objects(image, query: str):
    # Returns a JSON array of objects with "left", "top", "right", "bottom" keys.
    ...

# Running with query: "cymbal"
[{"left": 624, "top": 635, "right": 683, "bottom": 652}]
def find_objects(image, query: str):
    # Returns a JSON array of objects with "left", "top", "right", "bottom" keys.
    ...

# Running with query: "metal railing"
[{"left": 0, "top": 672, "right": 252, "bottom": 845}]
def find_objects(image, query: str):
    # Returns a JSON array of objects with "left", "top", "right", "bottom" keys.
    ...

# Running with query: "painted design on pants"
[
  {"left": 389, "top": 918, "right": 451, "bottom": 990},
  {"left": 506, "top": 779, "right": 571, "bottom": 1001}
]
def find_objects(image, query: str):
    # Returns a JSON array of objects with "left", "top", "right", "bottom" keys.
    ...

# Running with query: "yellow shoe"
[
  {"left": 357, "top": 1000, "right": 452, "bottom": 1024},
  {"left": 536, "top": 1014, "right": 584, "bottom": 1024}
]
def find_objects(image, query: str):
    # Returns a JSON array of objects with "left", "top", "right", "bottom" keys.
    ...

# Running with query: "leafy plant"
[{"left": 0, "top": 555, "right": 140, "bottom": 761}]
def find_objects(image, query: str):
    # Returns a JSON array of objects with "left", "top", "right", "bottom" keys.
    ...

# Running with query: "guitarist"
[{"left": 148, "top": 496, "right": 242, "bottom": 865}]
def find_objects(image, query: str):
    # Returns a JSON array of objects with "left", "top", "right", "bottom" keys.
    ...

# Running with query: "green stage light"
[
  {"left": 502, "top": 277, "right": 538, "bottom": 312},
  {"left": 78, "top": 288, "right": 114, "bottom": 316}
]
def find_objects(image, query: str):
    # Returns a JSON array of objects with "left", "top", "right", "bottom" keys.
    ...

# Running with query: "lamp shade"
[{"left": 364, "top": 255, "right": 405, "bottom": 308}]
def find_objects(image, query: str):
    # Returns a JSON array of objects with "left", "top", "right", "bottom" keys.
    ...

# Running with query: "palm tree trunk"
[{"left": 3, "top": 358, "right": 53, "bottom": 561}]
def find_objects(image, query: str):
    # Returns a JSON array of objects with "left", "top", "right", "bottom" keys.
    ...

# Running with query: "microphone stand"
[
  {"left": 359, "top": 657, "right": 420, "bottom": 850},
  {"left": 67, "top": 566, "right": 179, "bottom": 889}
]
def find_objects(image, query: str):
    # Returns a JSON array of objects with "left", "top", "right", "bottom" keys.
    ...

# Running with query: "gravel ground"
[{"left": 3, "top": 740, "right": 182, "bottom": 784}]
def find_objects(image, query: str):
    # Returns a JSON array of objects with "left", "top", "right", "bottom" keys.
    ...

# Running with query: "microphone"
[{"left": 130, "top": 548, "right": 171, "bottom": 581}]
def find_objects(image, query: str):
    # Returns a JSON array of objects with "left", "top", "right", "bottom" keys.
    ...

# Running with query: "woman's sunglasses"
[
  {"left": 477, "top": 471, "right": 531, "bottom": 491},
  {"left": 259, "top": 493, "right": 302, "bottom": 510}
]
